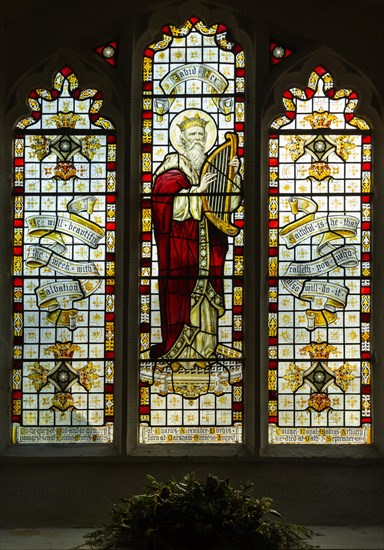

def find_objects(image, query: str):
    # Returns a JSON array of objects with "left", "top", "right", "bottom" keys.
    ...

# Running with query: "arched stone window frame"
[
  {"left": 261, "top": 50, "right": 384, "bottom": 458},
  {"left": 128, "top": 5, "right": 255, "bottom": 457},
  {"left": 0, "top": 4, "right": 382, "bottom": 532},
  {"left": 0, "top": 52, "right": 125, "bottom": 458}
]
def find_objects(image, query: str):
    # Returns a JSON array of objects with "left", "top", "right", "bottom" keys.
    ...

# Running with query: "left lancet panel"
[{"left": 12, "top": 67, "right": 116, "bottom": 444}]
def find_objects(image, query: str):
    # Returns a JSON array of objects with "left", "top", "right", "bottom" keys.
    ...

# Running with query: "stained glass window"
[
  {"left": 12, "top": 66, "right": 116, "bottom": 444},
  {"left": 270, "top": 41, "right": 293, "bottom": 65},
  {"left": 268, "top": 66, "right": 372, "bottom": 444},
  {"left": 96, "top": 40, "right": 118, "bottom": 66},
  {"left": 139, "top": 17, "right": 245, "bottom": 444}
]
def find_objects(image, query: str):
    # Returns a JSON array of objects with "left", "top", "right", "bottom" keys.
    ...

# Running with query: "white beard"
[{"left": 184, "top": 142, "right": 206, "bottom": 171}]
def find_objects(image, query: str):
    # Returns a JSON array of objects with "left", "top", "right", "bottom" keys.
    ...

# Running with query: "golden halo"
[{"left": 170, "top": 109, "right": 217, "bottom": 155}]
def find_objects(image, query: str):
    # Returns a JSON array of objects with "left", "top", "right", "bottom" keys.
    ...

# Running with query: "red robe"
[{"left": 150, "top": 167, "right": 227, "bottom": 360}]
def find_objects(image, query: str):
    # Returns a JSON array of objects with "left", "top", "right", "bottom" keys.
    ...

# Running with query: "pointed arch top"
[
  {"left": 272, "top": 65, "right": 370, "bottom": 131},
  {"left": 17, "top": 66, "right": 115, "bottom": 131},
  {"left": 145, "top": 16, "right": 243, "bottom": 55}
]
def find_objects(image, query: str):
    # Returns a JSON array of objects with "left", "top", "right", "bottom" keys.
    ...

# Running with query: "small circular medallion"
[
  {"left": 272, "top": 46, "right": 285, "bottom": 59},
  {"left": 103, "top": 46, "right": 115, "bottom": 59}
]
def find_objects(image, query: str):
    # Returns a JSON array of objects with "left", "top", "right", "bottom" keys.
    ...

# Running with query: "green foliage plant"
[{"left": 76, "top": 473, "right": 315, "bottom": 550}]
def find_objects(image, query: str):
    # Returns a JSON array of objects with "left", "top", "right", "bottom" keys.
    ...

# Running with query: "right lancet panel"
[{"left": 268, "top": 66, "right": 372, "bottom": 444}]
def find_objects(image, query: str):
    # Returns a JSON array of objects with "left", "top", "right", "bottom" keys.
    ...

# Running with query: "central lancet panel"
[{"left": 139, "top": 17, "right": 245, "bottom": 444}]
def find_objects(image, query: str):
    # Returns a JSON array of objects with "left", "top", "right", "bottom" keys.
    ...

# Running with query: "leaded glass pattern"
[
  {"left": 96, "top": 40, "right": 118, "bottom": 66},
  {"left": 268, "top": 66, "right": 372, "bottom": 444},
  {"left": 270, "top": 41, "right": 293, "bottom": 65},
  {"left": 12, "top": 67, "right": 116, "bottom": 444},
  {"left": 139, "top": 17, "right": 245, "bottom": 444}
]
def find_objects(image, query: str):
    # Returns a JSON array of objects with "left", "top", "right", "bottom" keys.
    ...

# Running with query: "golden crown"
[
  {"left": 49, "top": 111, "right": 83, "bottom": 129},
  {"left": 51, "top": 392, "right": 75, "bottom": 412},
  {"left": 177, "top": 113, "right": 208, "bottom": 132},
  {"left": 307, "top": 392, "right": 331, "bottom": 412},
  {"left": 303, "top": 109, "right": 338, "bottom": 129},
  {"left": 300, "top": 340, "right": 337, "bottom": 359},
  {"left": 308, "top": 162, "right": 332, "bottom": 181},
  {"left": 54, "top": 161, "right": 77, "bottom": 181},
  {"left": 46, "top": 341, "right": 80, "bottom": 359}
]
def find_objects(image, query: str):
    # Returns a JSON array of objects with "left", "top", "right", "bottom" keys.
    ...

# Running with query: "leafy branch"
[{"left": 74, "top": 473, "right": 316, "bottom": 550}]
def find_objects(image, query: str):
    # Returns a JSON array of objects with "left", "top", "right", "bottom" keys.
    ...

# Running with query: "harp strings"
[
  {"left": 200, "top": 133, "right": 239, "bottom": 236},
  {"left": 204, "top": 142, "right": 231, "bottom": 216}
]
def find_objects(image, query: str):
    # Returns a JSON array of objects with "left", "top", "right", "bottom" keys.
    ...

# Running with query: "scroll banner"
[
  {"left": 284, "top": 245, "right": 359, "bottom": 277},
  {"left": 26, "top": 196, "right": 104, "bottom": 249},
  {"left": 25, "top": 195, "right": 103, "bottom": 329},
  {"left": 280, "top": 196, "right": 360, "bottom": 329},
  {"left": 26, "top": 245, "right": 100, "bottom": 276},
  {"left": 36, "top": 280, "right": 99, "bottom": 308},
  {"left": 35, "top": 279, "right": 100, "bottom": 329},
  {"left": 283, "top": 279, "right": 350, "bottom": 328},
  {"left": 280, "top": 196, "right": 359, "bottom": 252},
  {"left": 155, "top": 63, "right": 232, "bottom": 120}
]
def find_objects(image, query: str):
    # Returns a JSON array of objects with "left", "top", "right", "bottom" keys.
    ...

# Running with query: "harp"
[{"left": 200, "top": 132, "right": 239, "bottom": 236}]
